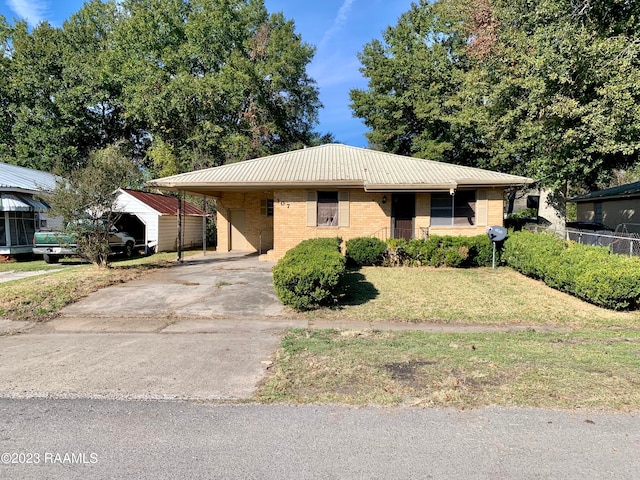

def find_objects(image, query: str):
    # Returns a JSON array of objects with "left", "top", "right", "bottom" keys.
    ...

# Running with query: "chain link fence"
[{"left": 527, "top": 224, "right": 640, "bottom": 258}]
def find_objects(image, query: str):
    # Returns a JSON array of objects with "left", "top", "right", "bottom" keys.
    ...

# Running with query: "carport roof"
[
  {"left": 120, "top": 189, "right": 206, "bottom": 216},
  {"left": 146, "top": 143, "right": 532, "bottom": 195}
]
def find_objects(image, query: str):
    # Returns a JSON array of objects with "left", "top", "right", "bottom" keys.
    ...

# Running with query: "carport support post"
[
  {"left": 177, "top": 191, "right": 183, "bottom": 263},
  {"left": 202, "top": 195, "right": 207, "bottom": 256}
]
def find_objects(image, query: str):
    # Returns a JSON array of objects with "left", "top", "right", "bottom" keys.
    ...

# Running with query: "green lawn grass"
[
  {"left": 306, "top": 266, "right": 640, "bottom": 329},
  {"left": 259, "top": 265, "right": 640, "bottom": 410},
  {"left": 257, "top": 328, "right": 640, "bottom": 410}
]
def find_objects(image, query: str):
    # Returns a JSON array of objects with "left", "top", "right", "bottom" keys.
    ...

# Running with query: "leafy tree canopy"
[
  {"left": 350, "top": 0, "right": 640, "bottom": 195},
  {"left": 1, "top": 0, "right": 324, "bottom": 176}
]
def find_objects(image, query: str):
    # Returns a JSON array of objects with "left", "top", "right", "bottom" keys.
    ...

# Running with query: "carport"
[{"left": 114, "top": 189, "right": 207, "bottom": 253}]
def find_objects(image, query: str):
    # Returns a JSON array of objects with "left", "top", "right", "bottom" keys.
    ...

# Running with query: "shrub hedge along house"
[{"left": 147, "top": 144, "right": 532, "bottom": 260}]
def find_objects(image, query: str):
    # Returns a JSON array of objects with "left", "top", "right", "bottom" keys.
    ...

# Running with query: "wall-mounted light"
[{"left": 382, "top": 195, "right": 387, "bottom": 204}]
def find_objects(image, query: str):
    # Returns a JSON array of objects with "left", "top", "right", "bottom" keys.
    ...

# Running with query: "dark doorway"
[
  {"left": 392, "top": 193, "right": 415, "bottom": 240},
  {"left": 115, "top": 214, "right": 145, "bottom": 246}
]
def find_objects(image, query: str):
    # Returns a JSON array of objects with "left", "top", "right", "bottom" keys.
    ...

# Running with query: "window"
[
  {"left": 594, "top": 202, "right": 603, "bottom": 223},
  {"left": 260, "top": 199, "right": 274, "bottom": 217},
  {"left": 430, "top": 191, "right": 476, "bottom": 226},
  {"left": 317, "top": 191, "right": 338, "bottom": 226},
  {"left": 454, "top": 191, "right": 476, "bottom": 225},
  {"left": 431, "top": 193, "right": 453, "bottom": 226},
  {"left": 307, "top": 191, "right": 349, "bottom": 227},
  {"left": 8, "top": 212, "right": 36, "bottom": 246},
  {"left": 526, "top": 195, "right": 540, "bottom": 210}
]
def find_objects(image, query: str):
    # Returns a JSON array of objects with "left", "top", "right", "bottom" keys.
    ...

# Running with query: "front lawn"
[
  {"left": 259, "top": 265, "right": 640, "bottom": 410},
  {"left": 306, "top": 266, "right": 640, "bottom": 329},
  {"left": 257, "top": 328, "right": 640, "bottom": 410}
]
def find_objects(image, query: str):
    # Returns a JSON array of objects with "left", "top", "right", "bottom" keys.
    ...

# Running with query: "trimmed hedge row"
[
  {"left": 503, "top": 230, "right": 640, "bottom": 310},
  {"left": 383, "top": 235, "right": 493, "bottom": 268},
  {"left": 272, "top": 237, "right": 346, "bottom": 310}
]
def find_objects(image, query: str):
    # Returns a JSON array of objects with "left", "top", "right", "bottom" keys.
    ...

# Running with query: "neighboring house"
[
  {"left": 114, "top": 189, "right": 207, "bottom": 252},
  {"left": 0, "top": 162, "right": 60, "bottom": 257},
  {"left": 509, "top": 185, "right": 565, "bottom": 231},
  {"left": 147, "top": 143, "right": 532, "bottom": 260},
  {"left": 569, "top": 180, "right": 640, "bottom": 231}
]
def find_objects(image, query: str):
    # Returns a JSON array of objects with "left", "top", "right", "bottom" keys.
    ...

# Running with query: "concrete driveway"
[
  {"left": 0, "top": 252, "right": 305, "bottom": 401},
  {"left": 57, "top": 252, "right": 292, "bottom": 326}
]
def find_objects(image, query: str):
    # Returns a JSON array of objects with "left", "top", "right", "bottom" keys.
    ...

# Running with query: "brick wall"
[
  {"left": 266, "top": 188, "right": 391, "bottom": 259},
  {"left": 216, "top": 191, "right": 273, "bottom": 253},
  {"left": 217, "top": 187, "right": 506, "bottom": 260}
]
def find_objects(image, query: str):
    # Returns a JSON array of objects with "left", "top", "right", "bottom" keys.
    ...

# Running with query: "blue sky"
[{"left": 0, "top": 0, "right": 414, "bottom": 147}]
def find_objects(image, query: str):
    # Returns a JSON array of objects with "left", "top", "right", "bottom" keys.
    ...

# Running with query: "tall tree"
[
  {"left": 350, "top": 0, "right": 471, "bottom": 160},
  {"left": 351, "top": 0, "right": 640, "bottom": 195},
  {"left": 2, "top": 0, "right": 322, "bottom": 176},
  {"left": 113, "top": 0, "right": 321, "bottom": 172},
  {"left": 0, "top": 17, "right": 13, "bottom": 159},
  {"left": 8, "top": 21, "right": 71, "bottom": 172}
]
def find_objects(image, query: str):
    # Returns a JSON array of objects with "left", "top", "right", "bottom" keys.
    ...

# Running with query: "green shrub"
[
  {"left": 503, "top": 230, "right": 640, "bottom": 310},
  {"left": 502, "top": 230, "right": 566, "bottom": 279},
  {"left": 384, "top": 238, "right": 409, "bottom": 266},
  {"left": 345, "top": 237, "right": 387, "bottom": 266},
  {"left": 272, "top": 237, "right": 346, "bottom": 310},
  {"left": 384, "top": 235, "right": 493, "bottom": 268}
]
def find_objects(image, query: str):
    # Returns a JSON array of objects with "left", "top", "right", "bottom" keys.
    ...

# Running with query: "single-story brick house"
[
  {"left": 569, "top": 181, "right": 640, "bottom": 230},
  {"left": 147, "top": 144, "right": 532, "bottom": 260}
]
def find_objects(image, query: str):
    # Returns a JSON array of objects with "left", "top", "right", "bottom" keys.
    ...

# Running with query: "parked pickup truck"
[{"left": 32, "top": 227, "right": 136, "bottom": 264}]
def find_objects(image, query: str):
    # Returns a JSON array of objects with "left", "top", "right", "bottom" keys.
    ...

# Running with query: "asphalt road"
[{"left": 0, "top": 399, "right": 638, "bottom": 480}]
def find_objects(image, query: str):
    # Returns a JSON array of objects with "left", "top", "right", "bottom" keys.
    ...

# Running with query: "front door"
[
  {"left": 229, "top": 209, "right": 248, "bottom": 251},
  {"left": 392, "top": 194, "right": 415, "bottom": 240}
]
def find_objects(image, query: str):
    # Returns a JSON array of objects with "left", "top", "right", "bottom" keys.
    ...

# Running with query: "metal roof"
[
  {"left": 0, "top": 193, "right": 50, "bottom": 212},
  {"left": 0, "top": 162, "right": 61, "bottom": 194},
  {"left": 568, "top": 181, "right": 640, "bottom": 202},
  {"left": 120, "top": 189, "right": 206, "bottom": 216},
  {"left": 147, "top": 144, "right": 532, "bottom": 194}
]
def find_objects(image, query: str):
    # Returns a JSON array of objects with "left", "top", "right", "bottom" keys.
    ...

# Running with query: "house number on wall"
[{"left": 280, "top": 201, "right": 290, "bottom": 208}]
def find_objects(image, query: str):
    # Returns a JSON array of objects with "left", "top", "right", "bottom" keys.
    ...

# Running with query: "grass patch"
[
  {"left": 0, "top": 252, "right": 182, "bottom": 322},
  {"left": 256, "top": 329, "right": 640, "bottom": 410},
  {"left": 307, "top": 267, "right": 640, "bottom": 329},
  {"left": 0, "top": 257, "right": 81, "bottom": 272}
]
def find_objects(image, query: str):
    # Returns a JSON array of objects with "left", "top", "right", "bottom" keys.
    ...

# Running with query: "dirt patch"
[{"left": 383, "top": 361, "right": 436, "bottom": 381}]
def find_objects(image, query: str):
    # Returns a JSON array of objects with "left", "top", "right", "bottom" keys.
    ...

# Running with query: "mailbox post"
[{"left": 486, "top": 226, "right": 508, "bottom": 269}]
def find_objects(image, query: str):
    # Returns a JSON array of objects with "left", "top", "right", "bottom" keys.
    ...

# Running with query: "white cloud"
[
  {"left": 319, "top": 0, "right": 355, "bottom": 50},
  {"left": 7, "top": 0, "right": 49, "bottom": 25}
]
